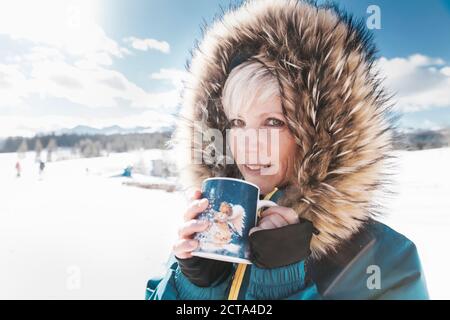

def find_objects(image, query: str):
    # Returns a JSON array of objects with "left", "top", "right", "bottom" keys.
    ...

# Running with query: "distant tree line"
[
  {"left": 2, "top": 127, "right": 449, "bottom": 157},
  {"left": 1, "top": 131, "right": 173, "bottom": 156},
  {"left": 393, "top": 129, "right": 450, "bottom": 150}
]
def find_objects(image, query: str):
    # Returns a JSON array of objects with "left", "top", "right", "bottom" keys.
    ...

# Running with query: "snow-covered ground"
[
  {"left": 376, "top": 147, "right": 450, "bottom": 300},
  {"left": 0, "top": 148, "right": 449, "bottom": 299},
  {"left": 1, "top": 150, "right": 185, "bottom": 299}
]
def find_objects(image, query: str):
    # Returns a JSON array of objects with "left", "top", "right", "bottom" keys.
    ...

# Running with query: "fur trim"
[{"left": 172, "top": 0, "right": 397, "bottom": 259}]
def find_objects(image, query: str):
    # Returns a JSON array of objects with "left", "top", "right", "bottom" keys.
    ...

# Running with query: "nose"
[{"left": 242, "top": 127, "right": 270, "bottom": 164}]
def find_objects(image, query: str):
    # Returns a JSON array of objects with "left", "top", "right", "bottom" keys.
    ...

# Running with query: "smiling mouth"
[
  {"left": 245, "top": 164, "right": 271, "bottom": 170},
  {"left": 243, "top": 164, "right": 271, "bottom": 174}
]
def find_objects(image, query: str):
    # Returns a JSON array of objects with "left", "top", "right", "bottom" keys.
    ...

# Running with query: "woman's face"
[{"left": 228, "top": 95, "right": 297, "bottom": 195}]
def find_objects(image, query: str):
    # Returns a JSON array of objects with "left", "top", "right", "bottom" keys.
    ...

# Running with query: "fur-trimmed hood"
[{"left": 173, "top": 0, "right": 396, "bottom": 259}]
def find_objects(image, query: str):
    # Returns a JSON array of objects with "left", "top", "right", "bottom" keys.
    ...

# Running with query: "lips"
[
  {"left": 245, "top": 164, "right": 271, "bottom": 170},
  {"left": 242, "top": 164, "right": 271, "bottom": 175}
]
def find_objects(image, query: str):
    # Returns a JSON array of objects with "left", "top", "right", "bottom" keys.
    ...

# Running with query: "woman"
[{"left": 146, "top": 0, "right": 428, "bottom": 300}]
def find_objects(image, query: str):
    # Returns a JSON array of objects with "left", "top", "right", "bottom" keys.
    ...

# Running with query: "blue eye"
[
  {"left": 266, "top": 118, "right": 285, "bottom": 127},
  {"left": 229, "top": 119, "right": 245, "bottom": 128}
]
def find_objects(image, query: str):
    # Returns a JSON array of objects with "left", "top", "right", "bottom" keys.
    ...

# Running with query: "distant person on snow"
[
  {"left": 15, "top": 161, "right": 21, "bottom": 178},
  {"left": 122, "top": 165, "right": 133, "bottom": 177},
  {"left": 39, "top": 160, "right": 45, "bottom": 178}
]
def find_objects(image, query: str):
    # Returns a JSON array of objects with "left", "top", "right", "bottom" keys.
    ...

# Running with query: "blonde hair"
[{"left": 221, "top": 59, "right": 280, "bottom": 119}]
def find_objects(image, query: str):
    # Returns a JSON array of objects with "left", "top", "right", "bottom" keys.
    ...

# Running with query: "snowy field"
[{"left": 1, "top": 148, "right": 449, "bottom": 299}]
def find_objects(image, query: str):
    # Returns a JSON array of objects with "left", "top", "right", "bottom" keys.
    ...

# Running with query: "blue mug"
[{"left": 192, "top": 177, "right": 278, "bottom": 264}]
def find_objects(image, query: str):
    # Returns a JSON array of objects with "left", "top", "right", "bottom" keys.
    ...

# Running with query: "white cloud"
[
  {"left": 0, "top": 0, "right": 128, "bottom": 60},
  {"left": 0, "top": 46, "right": 184, "bottom": 139},
  {"left": 0, "top": 115, "right": 85, "bottom": 138},
  {"left": 150, "top": 68, "right": 190, "bottom": 91},
  {"left": 0, "top": 51, "right": 182, "bottom": 136},
  {"left": 0, "top": 64, "right": 29, "bottom": 106},
  {"left": 0, "top": 0, "right": 181, "bottom": 137},
  {"left": 0, "top": 58, "right": 182, "bottom": 110},
  {"left": 376, "top": 54, "right": 450, "bottom": 112},
  {"left": 123, "top": 37, "right": 170, "bottom": 54},
  {"left": 0, "top": 111, "right": 176, "bottom": 138},
  {"left": 408, "top": 54, "right": 445, "bottom": 67},
  {"left": 441, "top": 67, "right": 450, "bottom": 77},
  {"left": 420, "top": 120, "right": 443, "bottom": 131}
]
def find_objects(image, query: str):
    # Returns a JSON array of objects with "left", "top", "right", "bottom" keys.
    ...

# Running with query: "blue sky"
[{"left": 0, "top": 0, "right": 449, "bottom": 137}]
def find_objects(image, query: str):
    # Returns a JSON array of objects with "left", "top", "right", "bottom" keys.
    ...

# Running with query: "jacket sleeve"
[
  {"left": 308, "top": 223, "right": 430, "bottom": 300},
  {"left": 146, "top": 254, "right": 233, "bottom": 300},
  {"left": 244, "top": 259, "right": 321, "bottom": 300},
  {"left": 376, "top": 242, "right": 429, "bottom": 300}
]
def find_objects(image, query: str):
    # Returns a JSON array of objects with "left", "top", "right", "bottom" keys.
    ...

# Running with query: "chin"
[
  {"left": 243, "top": 176, "right": 276, "bottom": 195},
  {"left": 238, "top": 165, "right": 284, "bottom": 195}
]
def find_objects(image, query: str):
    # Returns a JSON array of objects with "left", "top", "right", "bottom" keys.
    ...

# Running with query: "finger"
[
  {"left": 249, "top": 226, "right": 263, "bottom": 235},
  {"left": 178, "top": 219, "right": 210, "bottom": 238},
  {"left": 260, "top": 206, "right": 299, "bottom": 224},
  {"left": 259, "top": 211, "right": 290, "bottom": 226},
  {"left": 249, "top": 214, "right": 288, "bottom": 235},
  {"left": 257, "top": 217, "right": 278, "bottom": 230},
  {"left": 184, "top": 198, "right": 209, "bottom": 221},
  {"left": 173, "top": 239, "right": 199, "bottom": 259},
  {"left": 189, "top": 189, "right": 202, "bottom": 201},
  {"left": 263, "top": 213, "right": 289, "bottom": 228}
]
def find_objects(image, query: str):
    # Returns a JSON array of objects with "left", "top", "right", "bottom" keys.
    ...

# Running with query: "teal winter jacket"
[
  {"left": 146, "top": 0, "right": 429, "bottom": 301},
  {"left": 146, "top": 188, "right": 428, "bottom": 300}
]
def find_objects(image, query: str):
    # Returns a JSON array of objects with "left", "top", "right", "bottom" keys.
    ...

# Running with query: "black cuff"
[
  {"left": 249, "top": 219, "right": 314, "bottom": 269},
  {"left": 176, "top": 255, "right": 234, "bottom": 287}
]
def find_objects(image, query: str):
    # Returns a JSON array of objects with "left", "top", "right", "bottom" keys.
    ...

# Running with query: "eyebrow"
[
  {"left": 259, "top": 112, "right": 284, "bottom": 117},
  {"left": 234, "top": 111, "right": 284, "bottom": 118}
]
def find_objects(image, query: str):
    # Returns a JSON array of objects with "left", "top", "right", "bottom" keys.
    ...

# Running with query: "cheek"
[
  {"left": 228, "top": 131, "right": 239, "bottom": 156},
  {"left": 276, "top": 132, "right": 297, "bottom": 172},
  {"left": 228, "top": 131, "right": 246, "bottom": 167}
]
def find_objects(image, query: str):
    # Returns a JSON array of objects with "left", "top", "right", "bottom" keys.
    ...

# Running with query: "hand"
[
  {"left": 173, "top": 189, "right": 210, "bottom": 259},
  {"left": 173, "top": 188, "right": 233, "bottom": 287},
  {"left": 249, "top": 206, "right": 299, "bottom": 235},
  {"left": 248, "top": 206, "right": 314, "bottom": 269}
]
